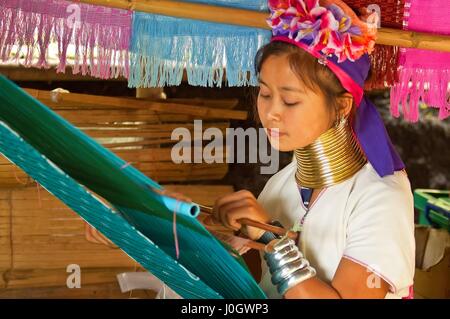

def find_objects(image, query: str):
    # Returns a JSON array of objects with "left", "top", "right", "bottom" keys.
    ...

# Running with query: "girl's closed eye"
[
  {"left": 281, "top": 91, "right": 303, "bottom": 106},
  {"left": 283, "top": 99, "right": 301, "bottom": 107}
]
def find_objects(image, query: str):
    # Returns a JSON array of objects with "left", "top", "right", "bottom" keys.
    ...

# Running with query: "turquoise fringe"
[{"left": 129, "top": 1, "right": 271, "bottom": 88}]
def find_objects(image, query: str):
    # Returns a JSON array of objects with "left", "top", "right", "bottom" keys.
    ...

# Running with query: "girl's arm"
[
  {"left": 213, "top": 190, "right": 392, "bottom": 299},
  {"left": 284, "top": 257, "right": 390, "bottom": 299}
]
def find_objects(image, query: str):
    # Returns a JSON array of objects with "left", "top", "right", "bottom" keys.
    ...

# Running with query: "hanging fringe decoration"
[
  {"left": 0, "top": 0, "right": 132, "bottom": 79},
  {"left": 390, "top": 0, "right": 450, "bottom": 122},
  {"left": 344, "top": 0, "right": 406, "bottom": 90},
  {"left": 365, "top": 44, "right": 400, "bottom": 90},
  {"left": 128, "top": 1, "right": 271, "bottom": 88}
]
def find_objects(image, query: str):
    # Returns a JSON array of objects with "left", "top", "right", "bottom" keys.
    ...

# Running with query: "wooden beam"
[
  {"left": 0, "top": 66, "right": 126, "bottom": 82},
  {"left": 0, "top": 282, "right": 155, "bottom": 298},
  {"left": 76, "top": 0, "right": 450, "bottom": 53},
  {"left": 165, "top": 98, "right": 239, "bottom": 110},
  {"left": 23, "top": 88, "right": 248, "bottom": 120}
]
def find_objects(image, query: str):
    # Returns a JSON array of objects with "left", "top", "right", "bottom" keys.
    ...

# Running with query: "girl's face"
[{"left": 257, "top": 54, "right": 334, "bottom": 152}]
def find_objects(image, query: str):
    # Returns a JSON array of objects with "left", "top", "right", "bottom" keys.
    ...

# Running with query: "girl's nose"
[{"left": 267, "top": 103, "right": 283, "bottom": 122}]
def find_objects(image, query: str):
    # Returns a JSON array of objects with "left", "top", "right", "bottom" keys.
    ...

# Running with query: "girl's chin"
[
  {"left": 268, "top": 141, "right": 294, "bottom": 152},
  {"left": 268, "top": 138, "right": 311, "bottom": 152}
]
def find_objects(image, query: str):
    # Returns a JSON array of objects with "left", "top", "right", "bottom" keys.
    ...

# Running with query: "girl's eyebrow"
[
  {"left": 259, "top": 79, "right": 305, "bottom": 94},
  {"left": 258, "top": 78, "right": 269, "bottom": 87},
  {"left": 280, "top": 86, "right": 306, "bottom": 94}
]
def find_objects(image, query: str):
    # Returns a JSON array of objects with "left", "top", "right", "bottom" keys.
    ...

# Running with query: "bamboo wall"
[
  {"left": 0, "top": 184, "right": 234, "bottom": 298},
  {"left": 0, "top": 89, "right": 246, "bottom": 187}
]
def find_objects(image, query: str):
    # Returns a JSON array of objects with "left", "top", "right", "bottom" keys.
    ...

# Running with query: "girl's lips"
[{"left": 267, "top": 128, "right": 286, "bottom": 137}]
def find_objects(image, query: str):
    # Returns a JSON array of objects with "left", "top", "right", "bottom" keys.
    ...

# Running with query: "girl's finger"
[
  {"left": 213, "top": 190, "right": 256, "bottom": 218},
  {"left": 217, "top": 199, "right": 249, "bottom": 228},
  {"left": 219, "top": 202, "right": 254, "bottom": 230}
]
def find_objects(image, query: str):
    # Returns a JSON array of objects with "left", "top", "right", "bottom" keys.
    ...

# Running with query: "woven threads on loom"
[
  {"left": 0, "top": 122, "right": 238, "bottom": 298},
  {"left": 0, "top": 76, "right": 266, "bottom": 298}
]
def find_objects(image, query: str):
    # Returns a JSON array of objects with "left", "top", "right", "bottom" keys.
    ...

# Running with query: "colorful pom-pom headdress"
[
  {"left": 268, "top": 0, "right": 377, "bottom": 63},
  {"left": 265, "top": 0, "right": 405, "bottom": 177}
]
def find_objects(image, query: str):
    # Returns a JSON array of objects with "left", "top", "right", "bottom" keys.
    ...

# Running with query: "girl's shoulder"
[
  {"left": 349, "top": 162, "right": 412, "bottom": 201},
  {"left": 345, "top": 163, "right": 414, "bottom": 229}
]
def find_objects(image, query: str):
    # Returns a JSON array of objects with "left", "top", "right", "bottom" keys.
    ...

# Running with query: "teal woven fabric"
[{"left": 0, "top": 76, "right": 266, "bottom": 299}]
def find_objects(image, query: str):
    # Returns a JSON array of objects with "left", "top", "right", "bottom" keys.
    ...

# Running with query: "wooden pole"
[
  {"left": 23, "top": 88, "right": 248, "bottom": 120},
  {"left": 199, "top": 204, "right": 298, "bottom": 240},
  {"left": 75, "top": 0, "right": 450, "bottom": 53}
]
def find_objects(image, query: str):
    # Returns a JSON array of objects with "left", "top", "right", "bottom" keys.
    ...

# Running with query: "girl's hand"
[
  {"left": 212, "top": 190, "right": 271, "bottom": 240},
  {"left": 199, "top": 214, "right": 251, "bottom": 255}
]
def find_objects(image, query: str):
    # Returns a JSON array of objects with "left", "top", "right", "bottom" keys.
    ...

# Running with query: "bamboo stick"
[
  {"left": 163, "top": 184, "right": 234, "bottom": 207},
  {"left": 199, "top": 204, "right": 298, "bottom": 240},
  {"left": 55, "top": 109, "right": 236, "bottom": 124},
  {"left": 165, "top": 98, "right": 239, "bottom": 109},
  {"left": 198, "top": 213, "right": 267, "bottom": 251},
  {"left": 43, "top": 102, "right": 233, "bottom": 110},
  {"left": 3, "top": 267, "right": 145, "bottom": 289},
  {"left": 0, "top": 282, "right": 155, "bottom": 298},
  {"left": 102, "top": 137, "right": 217, "bottom": 148},
  {"left": 101, "top": 139, "right": 175, "bottom": 148},
  {"left": 0, "top": 163, "right": 229, "bottom": 184},
  {"left": 238, "top": 240, "right": 266, "bottom": 251},
  {"left": 81, "top": 122, "right": 229, "bottom": 137},
  {"left": 0, "top": 190, "right": 11, "bottom": 275},
  {"left": 24, "top": 88, "right": 248, "bottom": 120},
  {"left": 55, "top": 111, "right": 193, "bottom": 124},
  {"left": 0, "top": 159, "right": 229, "bottom": 177},
  {"left": 76, "top": 0, "right": 450, "bottom": 53},
  {"left": 0, "top": 66, "right": 127, "bottom": 82},
  {"left": 113, "top": 147, "right": 228, "bottom": 163}
]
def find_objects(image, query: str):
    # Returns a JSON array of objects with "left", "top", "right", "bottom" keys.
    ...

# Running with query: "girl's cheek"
[
  {"left": 256, "top": 100, "right": 268, "bottom": 123},
  {"left": 284, "top": 108, "right": 301, "bottom": 130}
]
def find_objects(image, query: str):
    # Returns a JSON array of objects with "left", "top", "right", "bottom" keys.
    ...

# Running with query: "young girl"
[
  {"left": 212, "top": 0, "right": 415, "bottom": 299},
  {"left": 86, "top": 0, "right": 415, "bottom": 299}
]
